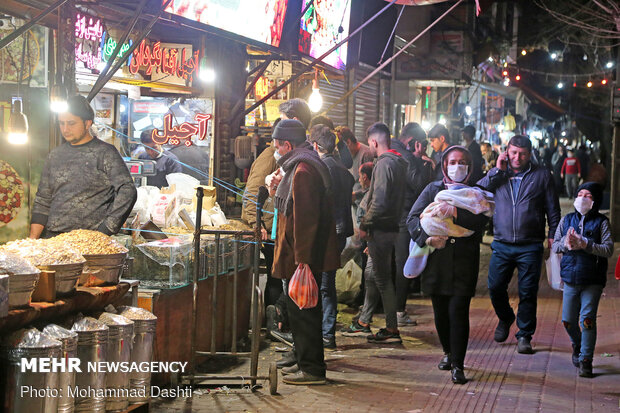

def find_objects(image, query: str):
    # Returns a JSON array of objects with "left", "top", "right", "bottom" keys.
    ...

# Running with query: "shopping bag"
[
  {"left": 403, "top": 240, "right": 431, "bottom": 279},
  {"left": 288, "top": 263, "right": 319, "bottom": 309},
  {"left": 545, "top": 251, "right": 564, "bottom": 290},
  {"left": 335, "top": 259, "right": 362, "bottom": 304},
  {"left": 615, "top": 255, "right": 620, "bottom": 281}
]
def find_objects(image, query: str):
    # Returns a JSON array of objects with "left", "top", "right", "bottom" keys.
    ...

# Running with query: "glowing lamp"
[
  {"left": 50, "top": 84, "right": 68, "bottom": 113},
  {"left": 8, "top": 100, "right": 29, "bottom": 145},
  {"left": 465, "top": 105, "right": 472, "bottom": 116}
]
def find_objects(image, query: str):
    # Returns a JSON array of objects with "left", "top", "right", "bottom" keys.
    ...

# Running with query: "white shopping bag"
[
  {"left": 335, "top": 259, "right": 362, "bottom": 305},
  {"left": 545, "top": 252, "right": 564, "bottom": 291}
]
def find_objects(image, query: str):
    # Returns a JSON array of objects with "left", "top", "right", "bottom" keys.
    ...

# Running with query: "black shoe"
[
  {"left": 494, "top": 317, "right": 515, "bottom": 343},
  {"left": 367, "top": 328, "right": 402, "bottom": 344},
  {"left": 323, "top": 336, "right": 336, "bottom": 350},
  {"left": 579, "top": 359, "right": 593, "bottom": 378},
  {"left": 517, "top": 337, "right": 534, "bottom": 354},
  {"left": 282, "top": 371, "right": 326, "bottom": 385},
  {"left": 270, "top": 330, "right": 294, "bottom": 347},
  {"left": 438, "top": 354, "right": 451, "bottom": 371},
  {"left": 276, "top": 350, "right": 297, "bottom": 368},
  {"left": 341, "top": 320, "right": 371, "bottom": 337},
  {"left": 572, "top": 344, "right": 580, "bottom": 367},
  {"left": 451, "top": 367, "right": 467, "bottom": 384}
]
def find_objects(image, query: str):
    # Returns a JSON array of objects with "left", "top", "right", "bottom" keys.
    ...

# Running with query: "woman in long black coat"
[{"left": 406, "top": 146, "right": 489, "bottom": 384}]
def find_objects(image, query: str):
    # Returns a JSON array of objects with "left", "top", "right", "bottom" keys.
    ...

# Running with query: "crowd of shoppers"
[{"left": 242, "top": 98, "right": 614, "bottom": 387}]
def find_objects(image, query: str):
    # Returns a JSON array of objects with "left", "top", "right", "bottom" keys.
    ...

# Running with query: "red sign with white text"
[
  {"left": 151, "top": 113, "right": 212, "bottom": 146},
  {"left": 129, "top": 40, "right": 200, "bottom": 82}
]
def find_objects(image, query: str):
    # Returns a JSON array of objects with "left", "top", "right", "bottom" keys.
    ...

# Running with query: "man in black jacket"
[
  {"left": 309, "top": 124, "right": 355, "bottom": 349},
  {"left": 478, "top": 135, "right": 561, "bottom": 354},
  {"left": 342, "top": 123, "right": 408, "bottom": 344},
  {"left": 391, "top": 123, "right": 430, "bottom": 326},
  {"left": 461, "top": 124, "right": 484, "bottom": 183}
]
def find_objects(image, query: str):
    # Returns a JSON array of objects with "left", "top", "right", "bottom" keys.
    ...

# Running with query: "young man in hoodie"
[
  {"left": 342, "top": 122, "right": 408, "bottom": 343},
  {"left": 270, "top": 119, "right": 340, "bottom": 385}
]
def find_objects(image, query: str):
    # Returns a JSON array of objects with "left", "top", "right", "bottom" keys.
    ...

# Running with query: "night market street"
[{"left": 152, "top": 200, "right": 620, "bottom": 413}]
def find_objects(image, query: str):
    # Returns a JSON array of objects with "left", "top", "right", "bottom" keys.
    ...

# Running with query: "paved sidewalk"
[{"left": 151, "top": 236, "right": 620, "bottom": 413}]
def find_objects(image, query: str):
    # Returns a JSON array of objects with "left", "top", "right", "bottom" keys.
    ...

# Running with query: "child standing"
[{"left": 552, "top": 182, "right": 613, "bottom": 378}]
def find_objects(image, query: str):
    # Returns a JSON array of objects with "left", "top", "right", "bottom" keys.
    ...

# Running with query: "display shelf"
[{"left": 0, "top": 282, "right": 131, "bottom": 332}]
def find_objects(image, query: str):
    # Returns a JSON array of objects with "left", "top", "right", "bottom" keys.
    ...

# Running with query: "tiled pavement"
[{"left": 152, "top": 206, "right": 620, "bottom": 412}]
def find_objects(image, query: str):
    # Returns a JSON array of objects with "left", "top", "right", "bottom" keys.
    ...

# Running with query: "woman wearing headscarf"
[{"left": 406, "top": 146, "right": 490, "bottom": 384}]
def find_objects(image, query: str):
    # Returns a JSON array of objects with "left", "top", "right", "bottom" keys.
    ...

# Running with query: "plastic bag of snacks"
[
  {"left": 0, "top": 251, "right": 40, "bottom": 275},
  {"left": 288, "top": 263, "right": 318, "bottom": 309},
  {"left": 1, "top": 238, "right": 84, "bottom": 266}
]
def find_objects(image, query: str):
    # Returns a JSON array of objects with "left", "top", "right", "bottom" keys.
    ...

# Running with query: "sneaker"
[
  {"left": 341, "top": 320, "right": 371, "bottom": 337},
  {"left": 270, "top": 330, "right": 294, "bottom": 347},
  {"left": 571, "top": 344, "right": 580, "bottom": 367},
  {"left": 323, "top": 336, "right": 336, "bottom": 350},
  {"left": 367, "top": 328, "right": 402, "bottom": 344},
  {"left": 579, "top": 359, "right": 593, "bottom": 378},
  {"left": 282, "top": 371, "right": 326, "bottom": 385},
  {"left": 281, "top": 364, "right": 300, "bottom": 376},
  {"left": 494, "top": 316, "right": 515, "bottom": 343},
  {"left": 517, "top": 336, "right": 534, "bottom": 354},
  {"left": 397, "top": 311, "right": 417, "bottom": 327}
]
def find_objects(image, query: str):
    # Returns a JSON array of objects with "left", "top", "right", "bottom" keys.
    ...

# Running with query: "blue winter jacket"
[{"left": 477, "top": 164, "right": 561, "bottom": 244}]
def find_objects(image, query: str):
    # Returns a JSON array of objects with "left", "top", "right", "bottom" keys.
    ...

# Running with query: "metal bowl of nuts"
[
  {"left": 38, "top": 262, "right": 84, "bottom": 296},
  {"left": 79, "top": 253, "right": 127, "bottom": 287}
]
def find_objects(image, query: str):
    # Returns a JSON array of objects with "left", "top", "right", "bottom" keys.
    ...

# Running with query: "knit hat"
[
  {"left": 272, "top": 119, "right": 307, "bottom": 144},
  {"left": 575, "top": 182, "right": 603, "bottom": 212}
]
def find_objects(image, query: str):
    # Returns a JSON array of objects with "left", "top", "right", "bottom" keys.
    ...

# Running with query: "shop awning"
[
  {"left": 516, "top": 82, "right": 566, "bottom": 120},
  {"left": 473, "top": 81, "right": 522, "bottom": 100}
]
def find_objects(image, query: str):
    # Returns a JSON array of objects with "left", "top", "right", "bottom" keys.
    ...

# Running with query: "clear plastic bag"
[
  {"left": 0, "top": 251, "right": 40, "bottom": 275},
  {"left": 288, "top": 263, "right": 318, "bottom": 309},
  {"left": 545, "top": 252, "right": 564, "bottom": 291}
]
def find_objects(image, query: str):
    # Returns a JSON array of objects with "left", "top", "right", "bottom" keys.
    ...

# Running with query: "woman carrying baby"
[{"left": 406, "top": 146, "right": 491, "bottom": 384}]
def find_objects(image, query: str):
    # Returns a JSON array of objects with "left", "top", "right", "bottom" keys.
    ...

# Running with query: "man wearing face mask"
[
  {"left": 270, "top": 119, "right": 340, "bottom": 385},
  {"left": 407, "top": 146, "right": 490, "bottom": 384},
  {"left": 478, "top": 135, "right": 561, "bottom": 354}
]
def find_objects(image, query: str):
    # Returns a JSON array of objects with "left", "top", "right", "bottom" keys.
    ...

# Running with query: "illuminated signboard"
[
  {"left": 255, "top": 77, "right": 270, "bottom": 100},
  {"left": 298, "top": 0, "right": 351, "bottom": 70},
  {"left": 151, "top": 113, "right": 212, "bottom": 146},
  {"left": 101, "top": 32, "right": 132, "bottom": 64},
  {"left": 164, "top": 0, "right": 288, "bottom": 48},
  {"left": 129, "top": 40, "right": 199, "bottom": 82},
  {"left": 75, "top": 13, "right": 103, "bottom": 69}
]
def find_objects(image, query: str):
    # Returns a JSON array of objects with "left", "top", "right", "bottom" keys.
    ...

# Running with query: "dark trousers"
[
  {"left": 430, "top": 295, "right": 472, "bottom": 369},
  {"left": 262, "top": 244, "right": 282, "bottom": 307},
  {"left": 285, "top": 270, "right": 325, "bottom": 377},
  {"left": 395, "top": 225, "right": 413, "bottom": 312},
  {"left": 488, "top": 241, "right": 544, "bottom": 339}
]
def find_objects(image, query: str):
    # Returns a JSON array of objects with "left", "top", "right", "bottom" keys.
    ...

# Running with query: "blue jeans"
[
  {"left": 488, "top": 241, "right": 544, "bottom": 339},
  {"left": 320, "top": 234, "right": 347, "bottom": 339},
  {"left": 562, "top": 283, "right": 603, "bottom": 361}
]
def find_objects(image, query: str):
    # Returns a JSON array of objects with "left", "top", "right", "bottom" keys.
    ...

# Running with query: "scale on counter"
[{"left": 125, "top": 159, "right": 156, "bottom": 187}]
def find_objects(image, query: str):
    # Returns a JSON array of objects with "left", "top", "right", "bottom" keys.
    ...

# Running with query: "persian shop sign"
[
  {"left": 75, "top": 13, "right": 132, "bottom": 70},
  {"left": 129, "top": 40, "right": 200, "bottom": 82},
  {"left": 151, "top": 113, "right": 212, "bottom": 146}
]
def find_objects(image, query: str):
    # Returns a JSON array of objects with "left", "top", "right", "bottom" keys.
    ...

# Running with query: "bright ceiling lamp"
[
  {"left": 50, "top": 84, "right": 68, "bottom": 113},
  {"left": 308, "top": 69, "right": 323, "bottom": 113},
  {"left": 8, "top": 100, "right": 29, "bottom": 145}
]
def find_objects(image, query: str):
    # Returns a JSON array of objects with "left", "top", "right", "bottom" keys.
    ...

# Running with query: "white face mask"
[
  {"left": 447, "top": 164, "right": 468, "bottom": 182},
  {"left": 574, "top": 196, "right": 593, "bottom": 215},
  {"left": 273, "top": 150, "right": 282, "bottom": 162}
]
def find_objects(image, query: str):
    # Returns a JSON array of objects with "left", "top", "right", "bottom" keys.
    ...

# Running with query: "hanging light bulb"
[
  {"left": 521, "top": 49, "right": 527, "bottom": 56},
  {"left": 550, "top": 52, "right": 558, "bottom": 60},
  {"left": 465, "top": 105, "right": 472, "bottom": 116},
  {"left": 515, "top": 74, "right": 521, "bottom": 81},
  {"left": 308, "top": 69, "right": 322, "bottom": 113},
  {"left": 50, "top": 84, "right": 68, "bottom": 113},
  {"left": 8, "top": 100, "right": 29, "bottom": 145},
  {"left": 557, "top": 82, "right": 564, "bottom": 89},
  {"left": 601, "top": 79, "right": 607, "bottom": 85},
  {"left": 586, "top": 81, "right": 593, "bottom": 88},
  {"left": 605, "top": 61, "right": 613, "bottom": 69}
]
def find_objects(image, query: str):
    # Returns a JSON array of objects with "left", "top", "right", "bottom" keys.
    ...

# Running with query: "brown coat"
[
  {"left": 272, "top": 162, "right": 340, "bottom": 279},
  {"left": 241, "top": 146, "right": 278, "bottom": 229}
]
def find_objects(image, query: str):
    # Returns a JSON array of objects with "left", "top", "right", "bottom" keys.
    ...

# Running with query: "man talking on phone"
[{"left": 478, "top": 135, "right": 560, "bottom": 354}]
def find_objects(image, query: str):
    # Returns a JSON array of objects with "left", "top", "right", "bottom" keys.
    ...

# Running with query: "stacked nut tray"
[{"left": 0, "top": 230, "right": 128, "bottom": 306}]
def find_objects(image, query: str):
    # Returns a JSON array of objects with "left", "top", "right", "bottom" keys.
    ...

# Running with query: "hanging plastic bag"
[
  {"left": 403, "top": 240, "right": 433, "bottom": 279},
  {"left": 614, "top": 255, "right": 620, "bottom": 281},
  {"left": 335, "top": 259, "right": 362, "bottom": 304},
  {"left": 288, "top": 263, "right": 318, "bottom": 309},
  {"left": 545, "top": 252, "right": 564, "bottom": 291}
]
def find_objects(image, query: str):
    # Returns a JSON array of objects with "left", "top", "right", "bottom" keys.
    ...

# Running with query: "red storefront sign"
[
  {"left": 151, "top": 113, "right": 212, "bottom": 146},
  {"left": 129, "top": 40, "right": 200, "bottom": 82}
]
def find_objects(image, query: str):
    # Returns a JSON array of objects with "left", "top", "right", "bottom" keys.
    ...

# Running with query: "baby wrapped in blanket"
[{"left": 404, "top": 185, "right": 495, "bottom": 278}]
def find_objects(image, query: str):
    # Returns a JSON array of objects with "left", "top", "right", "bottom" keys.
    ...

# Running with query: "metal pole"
[
  {"left": 320, "top": 0, "right": 465, "bottom": 116},
  {"left": 211, "top": 233, "right": 221, "bottom": 355},
  {"left": 87, "top": 0, "right": 174, "bottom": 101},
  {"left": 96, "top": 0, "right": 149, "bottom": 83},
  {"left": 0, "top": 0, "right": 69, "bottom": 51},
  {"left": 243, "top": 0, "right": 399, "bottom": 116},
  {"left": 229, "top": 58, "right": 273, "bottom": 119},
  {"left": 231, "top": 234, "right": 239, "bottom": 354},
  {"left": 190, "top": 186, "right": 204, "bottom": 386}
]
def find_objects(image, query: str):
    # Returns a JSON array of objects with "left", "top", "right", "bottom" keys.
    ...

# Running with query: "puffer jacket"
[
  {"left": 360, "top": 150, "right": 408, "bottom": 233},
  {"left": 322, "top": 154, "right": 355, "bottom": 237},
  {"left": 391, "top": 139, "right": 429, "bottom": 227},
  {"left": 477, "top": 163, "right": 560, "bottom": 243}
]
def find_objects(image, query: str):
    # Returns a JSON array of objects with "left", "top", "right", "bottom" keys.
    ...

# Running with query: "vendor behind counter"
[{"left": 138, "top": 130, "right": 182, "bottom": 188}]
